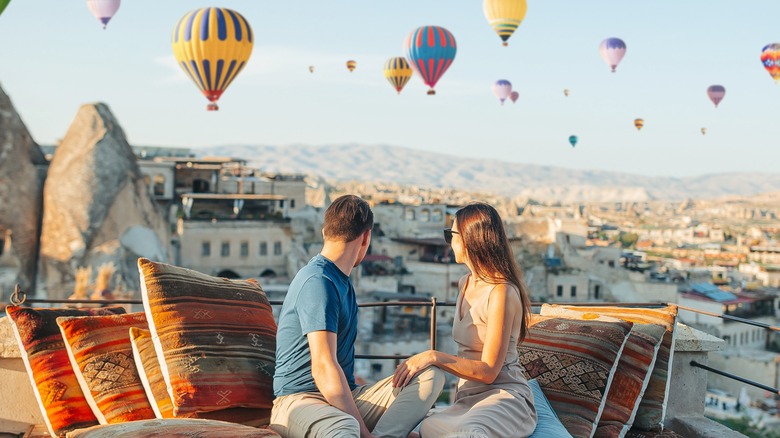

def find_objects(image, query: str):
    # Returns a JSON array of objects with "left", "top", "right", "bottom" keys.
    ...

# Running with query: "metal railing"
[{"left": 6, "top": 284, "right": 780, "bottom": 396}]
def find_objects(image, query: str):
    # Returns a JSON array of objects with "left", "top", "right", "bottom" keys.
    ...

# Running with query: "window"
[
  {"left": 570, "top": 286, "right": 577, "bottom": 297},
  {"left": 279, "top": 200, "right": 285, "bottom": 208},
  {"left": 201, "top": 241, "right": 211, "bottom": 257},
  {"left": 240, "top": 241, "right": 249, "bottom": 257},
  {"left": 274, "top": 241, "right": 282, "bottom": 256},
  {"left": 291, "top": 199, "right": 296, "bottom": 208},
  {"left": 153, "top": 174, "right": 166, "bottom": 196},
  {"left": 221, "top": 241, "right": 230, "bottom": 257},
  {"left": 420, "top": 209, "right": 430, "bottom": 222},
  {"left": 259, "top": 242, "right": 267, "bottom": 256},
  {"left": 432, "top": 209, "right": 443, "bottom": 222},
  {"left": 556, "top": 285, "right": 563, "bottom": 297},
  {"left": 608, "top": 261, "right": 615, "bottom": 268},
  {"left": 405, "top": 209, "right": 415, "bottom": 221},
  {"left": 594, "top": 285, "right": 601, "bottom": 299}
]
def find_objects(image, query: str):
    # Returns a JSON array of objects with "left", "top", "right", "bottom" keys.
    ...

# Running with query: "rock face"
[
  {"left": 38, "top": 103, "right": 170, "bottom": 299},
  {"left": 0, "top": 84, "right": 46, "bottom": 293}
]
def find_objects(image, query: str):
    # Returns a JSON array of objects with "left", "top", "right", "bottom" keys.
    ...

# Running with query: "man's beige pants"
[{"left": 270, "top": 367, "right": 445, "bottom": 438}]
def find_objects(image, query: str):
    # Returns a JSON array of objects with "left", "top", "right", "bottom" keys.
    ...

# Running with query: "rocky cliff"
[
  {"left": 38, "top": 103, "right": 169, "bottom": 299},
  {"left": 0, "top": 84, "right": 46, "bottom": 292}
]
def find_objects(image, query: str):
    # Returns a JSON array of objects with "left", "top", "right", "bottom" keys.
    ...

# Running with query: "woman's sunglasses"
[{"left": 443, "top": 228, "right": 460, "bottom": 244}]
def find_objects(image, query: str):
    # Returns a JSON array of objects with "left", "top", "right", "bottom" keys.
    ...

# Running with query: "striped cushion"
[
  {"left": 540, "top": 305, "right": 667, "bottom": 438},
  {"left": 64, "top": 418, "right": 281, "bottom": 437},
  {"left": 519, "top": 315, "right": 633, "bottom": 438},
  {"left": 542, "top": 305, "right": 678, "bottom": 431},
  {"left": 138, "top": 258, "right": 277, "bottom": 417},
  {"left": 5, "top": 305, "right": 126, "bottom": 437},
  {"left": 56, "top": 312, "right": 155, "bottom": 424},
  {"left": 129, "top": 327, "right": 270, "bottom": 426}
]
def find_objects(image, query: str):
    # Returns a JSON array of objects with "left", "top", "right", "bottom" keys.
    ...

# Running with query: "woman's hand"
[{"left": 392, "top": 350, "right": 438, "bottom": 388}]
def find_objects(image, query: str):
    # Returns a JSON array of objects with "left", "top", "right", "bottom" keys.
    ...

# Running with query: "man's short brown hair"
[{"left": 323, "top": 195, "right": 373, "bottom": 242}]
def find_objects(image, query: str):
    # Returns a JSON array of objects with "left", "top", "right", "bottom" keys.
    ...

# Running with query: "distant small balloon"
[
  {"left": 309, "top": 66, "right": 315, "bottom": 73},
  {"left": 634, "top": 118, "right": 644, "bottom": 131},
  {"left": 761, "top": 43, "right": 780, "bottom": 83},
  {"left": 599, "top": 37, "right": 626, "bottom": 73},
  {"left": 701, "top": 127, "right": 707, "bottom": 135},
  {"left": 569, "top": 135, "right": 578, "bottom": 148},
  {"left": 87, "top": 0, "right": 121, "bottom": 29},
  {"left": 707, "top": 85, "right": 726, "bottom": 108},
  {"left": 492, "top": 79, "right": 512, "bottom": 105},
  {"left": 509, "top": 90, "right": 519, "bottom": 103},
  {"left": 346, "top": 60, "right": 357, "bottom": 72},
  {"left": 563, "top": 88, "right": 570, "bottom": 97}
]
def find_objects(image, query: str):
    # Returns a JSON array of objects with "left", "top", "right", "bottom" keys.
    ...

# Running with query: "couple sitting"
[{"left": 270, "top": 195, "right": 537, "bottom": 438}]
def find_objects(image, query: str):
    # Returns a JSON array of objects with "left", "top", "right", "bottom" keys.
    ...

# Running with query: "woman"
[{"left": 393, "top": 202, "right": 536, "bottom": 438}]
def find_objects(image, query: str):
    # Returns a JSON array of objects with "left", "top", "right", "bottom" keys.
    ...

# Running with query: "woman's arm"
[{"left": 393, "top": 283, "right": 521, "bottom": 386}]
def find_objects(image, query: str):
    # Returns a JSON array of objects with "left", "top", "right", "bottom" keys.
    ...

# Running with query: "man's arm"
[{"left": 308, "top": 330, "right": 375, "bottom": 438}]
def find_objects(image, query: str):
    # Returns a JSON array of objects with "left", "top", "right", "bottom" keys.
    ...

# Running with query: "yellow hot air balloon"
[
  {"left": 701, "top": 127, "right": 707, "bottom": 135},
  {"left": 634, "top": 118, "right": 644, "bottom": 130},
  {"left": 383, "top": 57, "right": 413, "bottom": 94},
  {"left": 483, "top": 0, "right": 528, "bottom": 47},
  {"left": 309, "top": 66, "right": 315, "bottom": 73},
  {"left": 172, "top": 7, "right": 253, "bottom": 111},
  {"left": 346, "top": 60, "right": 357, "bottom": 72}
]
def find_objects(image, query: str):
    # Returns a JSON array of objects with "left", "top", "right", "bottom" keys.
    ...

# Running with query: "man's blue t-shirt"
[{"left": 273, "top": 254, "right": 359, "bottom": 397}]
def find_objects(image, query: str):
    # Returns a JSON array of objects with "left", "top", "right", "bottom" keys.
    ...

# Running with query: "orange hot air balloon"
[
  {"left": 634, "top": 118, "right": 644, "bottom": 130},
  {"left": 346, "top": 60, "right": 357, "bottom": 72}
]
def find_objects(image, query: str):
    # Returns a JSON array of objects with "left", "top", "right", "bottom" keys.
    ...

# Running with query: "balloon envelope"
[
  {"left": 384, "top": 57, "right": 413, "bottom": 94},
  {"left": 569, "top": 135, "right": 578, "bottom": 147},
  {"left": 761, "top": 43, "right": 780, "bottom": 83},
  {"left": 634, "top": 118, "right": 644, "bottom": 130},
  {"left": 707, "top": 85, "right": 726, "bottom": 108},
  {"left": 0, "top": 0, "right": 11, "bottom": 16},
  {"left": 563, "top": 88, "right": 569, "bottom": 97},
  {"left": 701, "top": 127, "right": 707, "bottom": 135},
  {"left": 492, "top": 79, "right": 512, "bottom": 105},
  {"left": 509, "top": 90, "right": 519, "bottom": 103},
  {"left": 483, "top": 0, "right": 527, "bottom": 47},
  {"left": 309, "top": 66, "right": 315, "bottom": 73},
  {"left": 599, "top": 37, "right": 626, "bottom": 72},
  {"left": 87, "top": 0, "right": 120, "bottom": 29},
  {"left": 346, "top": 60, "right": 357, "bottom": 72},
  {"left": 172, "top": 7, "right": 254, "bottom": 111},
  {"left": 404, "top": 25, "right": 457, "bottom": 95}
]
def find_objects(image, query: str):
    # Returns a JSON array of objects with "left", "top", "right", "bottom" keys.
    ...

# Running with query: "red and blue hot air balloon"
[{"left": 403, "top": 26, "right": 457, "bottom": 95}]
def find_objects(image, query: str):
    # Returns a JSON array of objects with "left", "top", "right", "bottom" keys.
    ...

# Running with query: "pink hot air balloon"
[
  {"left": 87, "top": 0, "right": 121, "bottom": 29},
  {"left": 707, "top": 85, "right": 726, "bottom": 108},
  {"left": 599, "top": 37, "right": 626, "bottom": 73},
  {"left": 509, "top": 90, "right": 519, "bottom": 104},
  {"left": 492, "top": 79, "right": 512, "bottom": 105}
]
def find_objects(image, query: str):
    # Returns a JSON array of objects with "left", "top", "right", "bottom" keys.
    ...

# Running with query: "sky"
[{"left": 0, "top": 1, "right": 778, "bottom": 177}]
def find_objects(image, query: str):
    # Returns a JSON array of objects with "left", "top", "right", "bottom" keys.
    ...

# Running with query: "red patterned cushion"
[
  {"left": 64, "top": 418, "right": 281, "bottom": 437},
  {"left": 138, "top": 258, "right": 277, "bottom": 417},
  {"left": 57, "top": 312, "right": 155, "bottom": 424},
  {"left": 541, "top": 305, "right": 667, "bottom": 438},
  {"left": 519, "top": 315, "right": 633, "bottom": 438},
  {"left": 543, "top": 305, "right": 679, "bottom": 431},
  {"left": 5, "top": 305, "right": 126, "bottom": 437}
]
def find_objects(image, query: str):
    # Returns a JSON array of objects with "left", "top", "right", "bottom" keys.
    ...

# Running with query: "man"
[{"left": 271, "top": 195, "right": 445, "bottom": 438}]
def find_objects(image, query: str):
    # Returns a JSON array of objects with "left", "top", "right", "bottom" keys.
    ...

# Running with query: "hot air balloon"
[
  {"left": 568, "top": 135, "right": 578, "bottom": 148},
  {"left": 404, "top": 26, "right": 457, "bottom": 95},
  {"left": 599, "top": 38, "right": 626, "bottom": 73},
  {"left": 0, "top": 0, "right": 11, "bottom": 17},
  {"left": 701, "top": 127, "right": 707, "bottom": 135},
  {"left": 87, "top": 0, "right": 120, "bottom": 29},
  {"left": 172, "top": 7, "right": 254, "bottom": 111},
  {"left": 509, "top": 91, "right": 519, "bottom": 104},
  {"left": 761, "top": 43, "right": 780, "bottom": 83},
  {"left": 346, "top": 60, "right": 357, "bottom": 72},
  {"left": 634, "top": 118, "right": 644, "bottom": 130},
  {"left": 383, "top": 57, "right": 413, "bottom": 95},
  {"left": 492, "top": 80, "right": 512, "bottom": 105},
  {"left": 483, "top": 0, "right": 527, "bottom": 47},
  {"left": 309, "top": 66, "right": 315, "bottom": 74},
  {"left": 707, "top": 85, "right": 726, "bottom": 108},
  {"left": 563, "top": 89, "right": 570, "bottom": 97}
]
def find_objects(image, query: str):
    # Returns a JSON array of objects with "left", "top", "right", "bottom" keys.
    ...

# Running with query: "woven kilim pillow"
[
  {"left": 519, "top": 315, "right": 633, "bottom": 438},
  {"left": 542, "top": 305, "right": 678, "bottom": 431},
  {"left": 5, "top": 305, "right": 126, "bottom": 437},
  {"left": 138, "top": 258, "right": 277, "bottom": 417},
  {"left": 64, "top": 418, "right": 281, "bottom": 438},
  {"left": 540, "top": 305, "right": 667, "bottom": 438},
  {"left": 129, "top": 327, "right": 270, "bottom": 426},
  {"left": 56, "top": 312, "right": 155, "bottom": 424}
]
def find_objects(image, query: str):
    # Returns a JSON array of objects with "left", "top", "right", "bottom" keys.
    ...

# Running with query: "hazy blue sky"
[{"left": 0, "top": 1, "right": 778, "bottom": 177}]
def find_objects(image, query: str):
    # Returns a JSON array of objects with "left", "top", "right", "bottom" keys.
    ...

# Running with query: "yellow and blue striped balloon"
[
  {"left": 483, "top": 0, "right": 527, "bottom": 47},
  {"left": 171, "top": 7, "right": 253, "bottom": 111},
  {"left": 383, "top": 57, "right": 412, "bottom": 94}
]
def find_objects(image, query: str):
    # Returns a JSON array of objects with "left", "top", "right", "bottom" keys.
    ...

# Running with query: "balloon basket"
[
  {"left": 207, "top": 103, "right": 219, "bottom": 111},
  {"left": 427, "top": 89, "right": 436, "bottom": 96},
  {"left": 502, "top": 42, "right": 508, "bottom": 47}
]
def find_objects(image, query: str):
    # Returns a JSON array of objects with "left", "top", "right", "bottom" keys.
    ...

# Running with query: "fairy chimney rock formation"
[
  {"left": 0, "top": 84, "right": 46, "bottom": 293},
  {"left": 38, "top": 103, "right": 169, "bottom": 299}
]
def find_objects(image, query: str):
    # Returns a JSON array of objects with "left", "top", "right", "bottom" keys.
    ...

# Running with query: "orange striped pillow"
[
  {"left": 56, "top": 312, "right": 155, "bottom": 424},
  {"left": 66, "top": 418, "right": 281, "bottom": 437},
  {"left": 5, "top": 305, "right": 126, "bottom": 437},
  {"left": 138, "top": 258, "right": 277, "bottom": 417}
]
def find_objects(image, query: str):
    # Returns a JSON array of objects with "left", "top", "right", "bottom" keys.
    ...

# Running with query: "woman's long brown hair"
[{"left": 455, "top": 202, "right": 531, "bottom": 342}]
